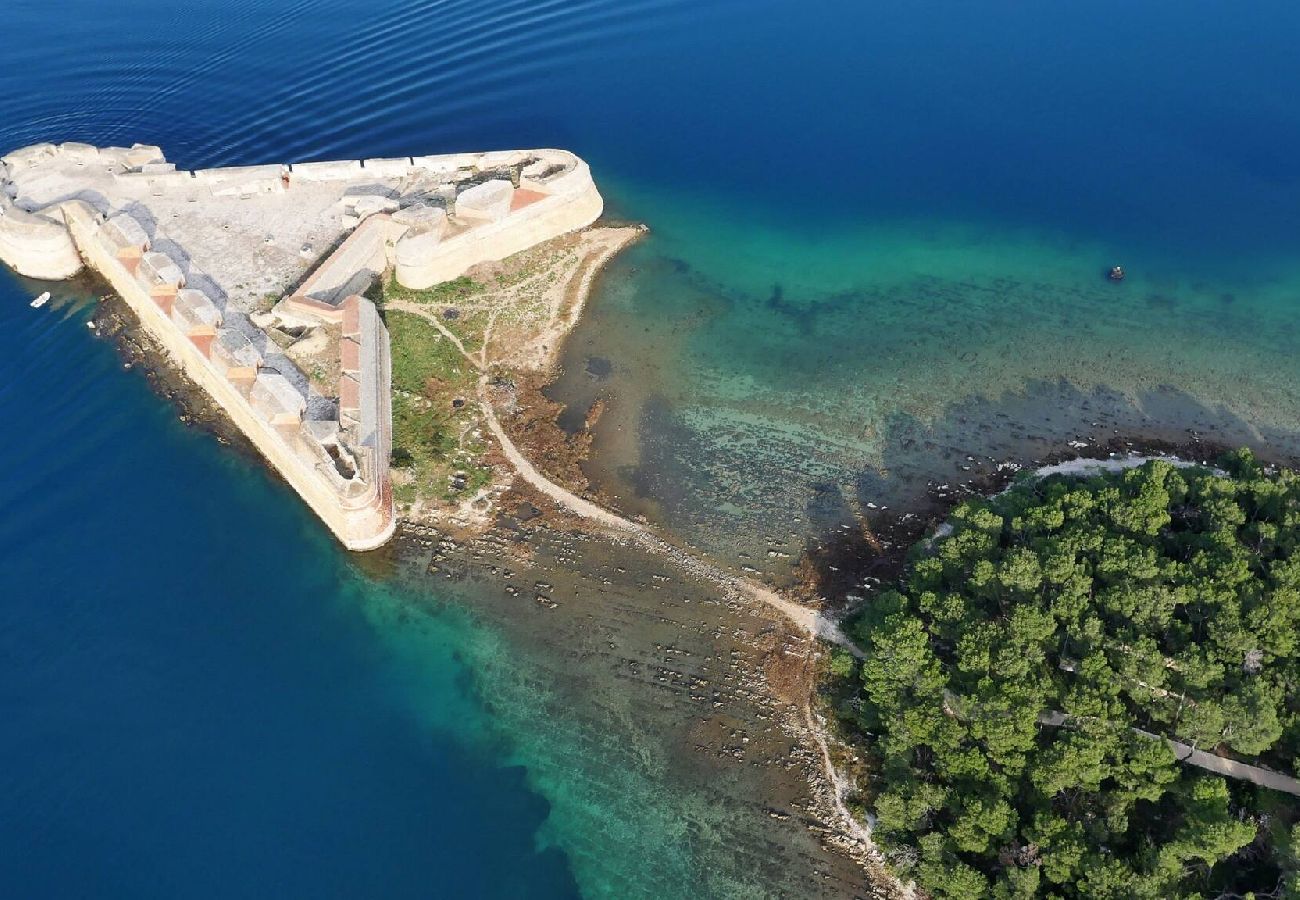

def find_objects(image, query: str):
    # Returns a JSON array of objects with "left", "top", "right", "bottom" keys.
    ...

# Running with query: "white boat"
[{"left": 30, "top": 291, "right": 50, "bottom": 308}]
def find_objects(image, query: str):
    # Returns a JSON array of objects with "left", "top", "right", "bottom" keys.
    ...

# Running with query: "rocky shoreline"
[
  {"left": 96, "top": 262, "right": 1300, "bottom": 898},
  {"left": 92, "top": 292, "right": 264, "bottom": 464},
  {"left": 87, "top": 246, "right": 898, "bottom": 894},
  {"left": 384, "top": 496, "right": 898, "bottom": 897},
  {"left": 797, "top": 431, "right": 1300, "bottom": 618}
]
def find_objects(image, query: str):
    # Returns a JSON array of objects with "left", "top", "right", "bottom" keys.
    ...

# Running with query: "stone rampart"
[
  {"left": 288, "top": 213, "right": 394, "bottom": 310},
  {"left": 0, "top": 195, "right": 84, "bottom": 279},
  {"left": 61, "top": 200, "right": 394, "bottom": 550},
  {"left": 288, "top": 160, "right": 363, "bottom": 182},
  {"left": 394, "top": 154, "right": 603, "bottom": 289}
]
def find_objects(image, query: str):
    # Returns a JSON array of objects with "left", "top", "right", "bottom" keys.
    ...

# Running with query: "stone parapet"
[
  {"left": 288, "top": 160, "right": 363, "bottom": 182},
  {"left": 192, "top": 164, "right": 286, "bottom": 197},
  {"left": 292, "top": 213, "right": 392, "bottom": 308},
  {"left": 211, "top": 327, "right": 262, "bottom": 389},
  {"left": 171, "top": 288, "right": 222, "bottom": 356},
  {"left": 102, "top": 213, "right": 150, "bottom": 258},
  {"left": 412, "top": 152, "right": 482, "bottom": 174},
  {"left": 138, "top": 251, "right": 184, "bottom": 289},
  {"left": 251, "top": 372, "right": 307, "bottom": 434},
  {"left": 361, "top": 157, "right": 414, "bottom": 178}
]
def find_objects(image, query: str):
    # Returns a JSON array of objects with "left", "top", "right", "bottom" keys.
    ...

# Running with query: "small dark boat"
[{"left": 1108, "top": 265, "right": 1125, "bottom": 282}]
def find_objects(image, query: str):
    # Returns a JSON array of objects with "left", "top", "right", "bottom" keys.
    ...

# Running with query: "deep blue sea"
[{"left": 3, "top": 1, "right": 1300, "bottom": 897}]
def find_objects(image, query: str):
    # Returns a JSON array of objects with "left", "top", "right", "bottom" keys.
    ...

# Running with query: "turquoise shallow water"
[
  {"left": 550, "top": 179, "right": 1300, "bottom": 568},
  {"left": 4, "top": 0, "right": 1300, "bottom": 896}
]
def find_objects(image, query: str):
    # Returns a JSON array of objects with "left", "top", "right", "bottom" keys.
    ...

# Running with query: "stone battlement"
[{"left": 0, "top": 141, "right": 605, "bottom": 550}]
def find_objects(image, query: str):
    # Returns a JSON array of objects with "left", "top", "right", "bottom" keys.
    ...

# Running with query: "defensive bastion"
[{"left": 0, "top": 141, "right": 604, "bottom": 549}]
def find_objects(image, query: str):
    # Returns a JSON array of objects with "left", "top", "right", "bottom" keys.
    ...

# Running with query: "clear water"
[{"left": 4, "top": 0, "right": 1300, "bottom": 896}]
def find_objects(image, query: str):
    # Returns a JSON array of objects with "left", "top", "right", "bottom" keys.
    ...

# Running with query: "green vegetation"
[
  {"left": 384, "top": 309, "right": 491, "bottom": 504},
  {"left": 387, "top": 308, "right": 475, "bottom": 396},
  {"left": 383, "top": 274, "right": 485, "bottom": 307},
  {"left": 381, "top": 273, "right": 489, "bottom": 352},
  {"left": 834, "top": 452, "right": 1300, "bottom": 898}
]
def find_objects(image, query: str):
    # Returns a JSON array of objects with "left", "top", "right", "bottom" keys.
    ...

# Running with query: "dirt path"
[
  {"left": 1040, "top": 711, "right": 1300, "bottom": 796},
  {"left": 392, "top": 230, "right": 886, "bottom": 878},
  {"left": 476, "top": 373, "right": 889, "bottom": 877}
]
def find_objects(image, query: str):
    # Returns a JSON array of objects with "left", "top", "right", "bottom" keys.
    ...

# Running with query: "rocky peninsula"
[
  {"left": 0, "top": 140, "right": 605, "bottom": 549},
  {"left": 0, "top": 139, "right": 895, "bottom": 893}
]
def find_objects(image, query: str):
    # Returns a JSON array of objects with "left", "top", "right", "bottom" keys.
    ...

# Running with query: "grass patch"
[
  {"left": 385, "top": 308, "right": 493, "bottom": 506},
  {"left": 383, "top": 274, "right": 485, "bottom": 306},
  {"left": 390, "top": 394, "right": 494, "bottom": 505},
  {"left": 385, "top": 309, "right": 476, "bottom": 395}
]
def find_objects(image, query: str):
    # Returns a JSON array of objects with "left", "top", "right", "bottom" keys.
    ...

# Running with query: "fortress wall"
[
  {"left": 411, "top": 153, "right": 482, "bottom": 174},
  {"left": 0, "top": 196, "right": 84, "bottom": 279},
  {"left": 63, "top": 201, "right": 394, "bottom": 550},
  {"left": 288, "top": 160, "right": 363, "bottom": 182},
  {"left": 394, "top": 160, "right": 603, "bottom": 289},
  {"left": 336, "top": 295, "right": 392, "bottom": 508},
  {"left": 192, "top": 164, "right": 286, "bottom": 197},
  {"left": 0, "top": 142, "right": 603, "bottom": 550},
  {"left": 361, "top": 158, "right": 415, "bottom": 178},
  {"left": 113, "top": 170, "right": 197, "bottom": 192},
  {"left": 293, "top": 214, "right": 393, "bottom": 305}
]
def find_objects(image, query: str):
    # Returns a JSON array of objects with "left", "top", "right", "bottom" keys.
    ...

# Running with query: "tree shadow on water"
[{"left": 796, "top": 378, "right": 1300, "bottom": 611}]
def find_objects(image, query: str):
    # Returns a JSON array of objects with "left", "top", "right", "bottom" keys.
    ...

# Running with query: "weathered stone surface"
[
  {"left": 411, "top": 153, "right": 480, "bottom": 174},
  {"left": 351, "top": 195, "right": 400, "bottom": 219},
  {"left": 341, "top": 294, "right": 362, "bottom": 339},
  {"left": 124, "top": 144, "right": 165, "bottom": 169},
  {"left": 394, "top": 227, "right": 443, "bottom": 267},
  {"left": 2, "top": 144, "right": 56, "bottom": 168},
  {"left": 211, "top": 327, "right": 262, "bottom": 379},
  {"left": 304, "top": 419, "right": 340, "bottom": 443},
  {"left": 338, "top": 373, "right": 360, "bottom": 416},
  {"left": 392, "top": 204, "right": 447, "bottom": 230},
  {"left": 138, "top": 251, "right": 184, "bottom": 288},
  {"left": 361, "top": 157, "right": 413, "bottom": 178},
  {"left": 250, "top": 371, "right": 306, "bottom": 425},
  {"left": 58, "top": 142, "right": 100, "bottom": 164},
  {"left": 456, "top": 179, "right": 514, "bottom": 222},
  {"left": 196, "top": 164, "right": 286, "bottom": 197},
  {"left": 340, "top": 336, "right": 361, "bottom": 372},
  {"left": 289, "top": 159, "right": 362, "bottom": 181},
  {"left": 171, "top": 288, "right": 222, "bottom": 332},
  {"left": 296, "top": 216, "right": 387, "bottom": 306},
  {"left": 102, "top": 213, "right": 149, "bottom": 253},
  {"left": 479, "top": 150, "right": 527, "bottom": 169}
]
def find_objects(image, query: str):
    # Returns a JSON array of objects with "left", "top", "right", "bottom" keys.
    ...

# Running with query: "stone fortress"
[{"left": 0, "top": 141, "right": 604, "bottom": 549}]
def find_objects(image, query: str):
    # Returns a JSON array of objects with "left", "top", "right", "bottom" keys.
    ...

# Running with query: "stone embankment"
[{"left": 0, "top": 141, "right": 604, "bottom": 549}]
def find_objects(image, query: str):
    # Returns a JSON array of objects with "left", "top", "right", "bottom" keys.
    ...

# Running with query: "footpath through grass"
[{"left": 384, "top": 307, "right": 492, "bottom": 505}]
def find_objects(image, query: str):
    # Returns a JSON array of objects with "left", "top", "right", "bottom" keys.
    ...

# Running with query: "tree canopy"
[{"left": 838, "top": 451, "right": 1300, "bottom": 898}]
